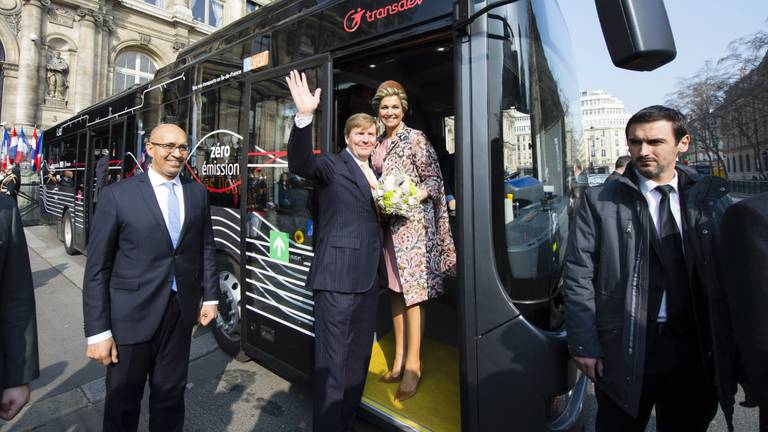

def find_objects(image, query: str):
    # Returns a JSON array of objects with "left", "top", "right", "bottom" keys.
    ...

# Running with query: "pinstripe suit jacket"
[{"left": 287, "top": 124, "right": 382, "bottom": 293}]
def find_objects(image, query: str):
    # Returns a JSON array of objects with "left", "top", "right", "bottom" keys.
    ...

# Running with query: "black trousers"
[
  {"left": 103, "top": 294, "right": 193, "bottom": 432},
  {"left": 596, "top": 325, "right": 718, "bottom": 432},
  {"left": 313, "top": 287, "right": 379, "bottom": 432}
]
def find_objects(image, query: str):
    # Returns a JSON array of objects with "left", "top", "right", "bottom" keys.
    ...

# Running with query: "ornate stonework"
[
  {"left": 48, "top": 5, "right": 76, "bottom": 27},
  {"left": 2, "top": 0, "right": 264, "bottom": 130},
  {"left": 46, "top": 50, "right": 69, "bottom": 100},
  {"left": 4, "top": 12, "right": 20, "bottom": 35},
  {"left": 0, "top": 0, "right": 21, "bottom": 14}
]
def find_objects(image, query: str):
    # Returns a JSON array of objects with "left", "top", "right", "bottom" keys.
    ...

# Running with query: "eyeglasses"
[{"left": 150, "top": 142, "right": 190, "bottom": 154}]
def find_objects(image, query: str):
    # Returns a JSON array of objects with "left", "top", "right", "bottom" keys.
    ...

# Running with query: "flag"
[
  {"left": 16, "top": 128, "right": 28, "bottom": 163},
  {"left": 0, "top": 128, "right": 8, "bottom": 170},
  {"left": 8, "top": 127, "right": 17, "bottom": 163},
  {"left": 32, "top": 129, "right": 43, "bottom": 172}
]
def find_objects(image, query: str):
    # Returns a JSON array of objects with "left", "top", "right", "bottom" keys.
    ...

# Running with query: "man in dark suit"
[
  {"left": 564, "top": 106, "right": 732, "bottom": 431},
  {"left": 605, "top": 155, "right": 630, "bottom": 183},
  {"left": 720, "top": 191, "right": 768, "bottom": 430},
  {"left": 83, "top": 124, "right": 218, "bottom": 432},
  {"left": 94, "top": 149, "right": 109, "bottom": 202},
  {"left": 286, "top": 70, "right": 383, "bottom": 432},
  {"left": 0, "top": 193, "right": 38, "bottom": 420}
]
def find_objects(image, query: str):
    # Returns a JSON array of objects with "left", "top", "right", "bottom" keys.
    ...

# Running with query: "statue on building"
[{"left": 46, "top": 51, "right": 69, "bottom": 100}]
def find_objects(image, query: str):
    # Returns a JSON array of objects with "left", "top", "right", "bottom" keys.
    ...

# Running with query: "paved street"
[
  {"left": 5, "top": 225, "right": 381, "bottom": 432},
  {"left": 3, "top": 224, "right": 759, "bottom": 431}
]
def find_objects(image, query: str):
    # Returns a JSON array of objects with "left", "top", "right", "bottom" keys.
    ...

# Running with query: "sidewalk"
[
  {"left": 6, "top": 225, "right": 361, "bottom": 432},
  {"left": 3, "top": 226, "right": 220, "bottom": 431}
]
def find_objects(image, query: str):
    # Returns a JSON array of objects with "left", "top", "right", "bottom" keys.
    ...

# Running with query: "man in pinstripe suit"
[{"left": 286, "top": 70, "right": 383, "bottom": 432}]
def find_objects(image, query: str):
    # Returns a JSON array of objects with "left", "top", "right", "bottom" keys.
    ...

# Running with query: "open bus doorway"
[{"left": 334, "top": 35, "right": 461, "bottom": 432}]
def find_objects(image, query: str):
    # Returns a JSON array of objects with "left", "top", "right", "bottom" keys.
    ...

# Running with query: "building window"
[
  {"left": 113, "top": 51, "right": 157, "bottom": 94},
  {"left": 246, "top": 0, "right": 258, "bottom": 13},
  {"left": 144, "top": 0, "right": 163, "bottom": 6},
  {"left": 746, "top": 154, "right": 751, "bottom": 172},
  {"left": 192, "top": 0, "right": 224, "bottom": 26},
  {"left": 739, "top": 154, "right": 744, "bottom": 172}
]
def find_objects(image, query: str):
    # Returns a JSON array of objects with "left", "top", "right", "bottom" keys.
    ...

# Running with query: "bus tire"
[
  {"left": 212, "top": 255, "right": 248, "bottom": 362},
  {"left": 62, "top": 210, "right": 78, "bottom": 256}
]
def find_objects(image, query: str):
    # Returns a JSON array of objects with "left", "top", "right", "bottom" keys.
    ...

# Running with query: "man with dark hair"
[
  {"left": 286, "top": 70, "right": 383, "bottom": 432},
  {"left": 564, "top": 105, "right": 735, "bottom": 431},
  {"left": 605, "top": 155, "right": 631, "bottom": 182}
]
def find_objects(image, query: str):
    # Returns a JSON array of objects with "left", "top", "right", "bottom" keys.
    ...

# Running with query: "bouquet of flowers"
[{"left": 374, "top": 174, "right": 420, "bottom": 217}]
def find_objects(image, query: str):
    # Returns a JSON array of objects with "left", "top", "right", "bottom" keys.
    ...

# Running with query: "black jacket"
[
  {"left": 563, "top": 163, "right": 735, "bottom": 424},
  {"left": 83, "top": 172, "right": 218, "bottom": 344},
  {"left": 0, "top": 194, "right": 39, "bottom": 390},
  {"left": 720, "top": 192, "right": 768, "bottom": 407},
  {"left": 287, "top": 124, "right": 382, "bottom": 293}
]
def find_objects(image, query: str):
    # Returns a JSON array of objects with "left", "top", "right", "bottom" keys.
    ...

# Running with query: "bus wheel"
[
  {"left": 213, "top": 255, "right": 248, "bottom": 362},
  {"left": 62, "top": 210, "right": 78, "bottom": 255}
]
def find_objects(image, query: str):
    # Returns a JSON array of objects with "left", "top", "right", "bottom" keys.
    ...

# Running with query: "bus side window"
[{"left": 190, "top": 83, "right": 243, "bottom": 209}]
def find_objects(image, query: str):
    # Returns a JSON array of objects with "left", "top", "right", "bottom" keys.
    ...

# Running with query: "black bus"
[{"left": 41, "top": 0, "right": 675, "bottom": 430}]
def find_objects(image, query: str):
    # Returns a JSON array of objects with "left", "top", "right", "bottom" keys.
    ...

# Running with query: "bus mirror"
[{"left": 594, "top": 0, "right": 676, "bottom": 71}]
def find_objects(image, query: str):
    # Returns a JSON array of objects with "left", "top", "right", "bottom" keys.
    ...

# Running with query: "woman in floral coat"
[{"left": 371, "top": 82, "right": 456, "bottom": 402}]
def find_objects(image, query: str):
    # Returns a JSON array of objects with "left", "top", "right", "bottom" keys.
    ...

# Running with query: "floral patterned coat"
[{"left": 377, "top": 124, "right": 456, "bottom": 306}]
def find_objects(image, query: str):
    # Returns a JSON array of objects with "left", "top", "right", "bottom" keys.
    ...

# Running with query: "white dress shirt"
[
  {"left": 636, "top": 170, "right": 683, "bottom": 323},
  {"left": 87, "top": 167, "right": 216, "bottom": 345}
]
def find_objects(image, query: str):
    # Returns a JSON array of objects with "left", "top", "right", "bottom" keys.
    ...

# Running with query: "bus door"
[
  {"left": 240, "top": 58, "right": 331, "bottom": 379},
  {"left": 109, "top": 118, "right": 127, "bottom": 181},
  {"left": 73, "top": 130, "right": 89, "bottom": 251},
  {"left": 332, "top": 35, "right": 461, "bottom": 432}
]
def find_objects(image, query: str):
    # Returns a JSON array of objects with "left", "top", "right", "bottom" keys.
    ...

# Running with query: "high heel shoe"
[
  {"left": 378, "top": 365, "right": 404, "bottom": 383},
  {"left": 394, "top": 369, "right": 421, "bottom": 402}
]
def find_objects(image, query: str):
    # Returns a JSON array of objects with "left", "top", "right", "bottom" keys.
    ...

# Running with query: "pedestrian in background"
[
  {"left": 605, "top": 155, "right": 630, "bottom": 183},
  {"left": 563, "top": 105, "right": 735, "bottom": 431},
  {"left": 0, "top": 193, "right": 39, "bottom": 420},
  {"left": 720, "top": 191, "right": 768, "bottom": 431},
  {"left": 83, "top": 123, "right": 218, "bottom": 432}
]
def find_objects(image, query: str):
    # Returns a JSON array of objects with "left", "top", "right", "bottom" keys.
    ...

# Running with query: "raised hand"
[{"left": 286, "top": 70, "right": 321, "bottom": 117}]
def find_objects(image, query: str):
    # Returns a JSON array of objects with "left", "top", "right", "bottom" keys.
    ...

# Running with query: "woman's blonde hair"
[
  {"left": 371, "top": 87, "right": 409, "bottom": 113},
  {"left": 344, "top": 113, "right": 376, "bottom": 136}
]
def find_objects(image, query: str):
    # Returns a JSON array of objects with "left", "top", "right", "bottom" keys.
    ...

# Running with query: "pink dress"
[{"left": 372, "top": 138, "right": 403, "bottom": 293}]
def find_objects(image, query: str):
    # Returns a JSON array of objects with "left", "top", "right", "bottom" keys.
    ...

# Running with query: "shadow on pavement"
[{"left": 31, "top": 265, "right": 68, "bottom": 290}]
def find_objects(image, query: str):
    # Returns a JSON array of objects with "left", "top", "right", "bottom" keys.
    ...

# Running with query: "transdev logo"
[{"left": 343, "top": 0, "right": 424, "bottom": 33}]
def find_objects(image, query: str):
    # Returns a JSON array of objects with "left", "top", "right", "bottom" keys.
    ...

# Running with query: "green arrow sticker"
[{"left": 269, "top": 230, "right": 290, "bottom": 263}]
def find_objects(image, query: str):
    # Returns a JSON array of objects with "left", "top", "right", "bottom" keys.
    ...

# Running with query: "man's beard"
[{"left": 634, "top": 157, "right": 666, "bottom": 180}]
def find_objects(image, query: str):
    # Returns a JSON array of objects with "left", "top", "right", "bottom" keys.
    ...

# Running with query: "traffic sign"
[{"left": 270, "top": 230, "right": 289, "bottom": 263}]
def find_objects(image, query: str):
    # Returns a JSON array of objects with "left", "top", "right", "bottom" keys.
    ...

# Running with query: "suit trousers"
[
  {"left": 596, "top": 325, "right": 718, "bottom": 432},
  {"left": 103, "top": 294, "right": 192, "bottom": 432},
  {"left": 313, "top": 286, "right": 379, "bottom": 432}
]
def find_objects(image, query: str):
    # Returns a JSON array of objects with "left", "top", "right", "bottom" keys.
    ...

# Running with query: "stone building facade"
[
  {"left": 718, "top": 53, "right": 768, "bottom": 181},
  {"left": 0, "top": 0, "right": 270, "bottom": 131},
  {"left": 579, "top": 89, "right": 630, "bottom": 173}
]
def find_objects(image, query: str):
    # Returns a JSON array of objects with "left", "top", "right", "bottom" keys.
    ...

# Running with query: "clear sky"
[{"left": 558, "top": 0, "right": 768, "bottom": 113}]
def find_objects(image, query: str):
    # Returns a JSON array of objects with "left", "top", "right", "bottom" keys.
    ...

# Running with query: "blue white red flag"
[
  {"left": 33, "top": 129, "right": 43, "bottom": 172},
  {"left": 16, "top": 128, "right": 28, "bottom": 163},
  {"left": 0, "top": 128, "right": 8, "bottom": 170},
  {"left": 8, "top": 128, "right": 18, "bottom": 162}
]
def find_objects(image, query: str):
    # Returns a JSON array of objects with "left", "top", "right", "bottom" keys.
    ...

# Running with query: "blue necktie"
[{"left": 165, "top": 182, "right": 181, "bottom": 292}]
